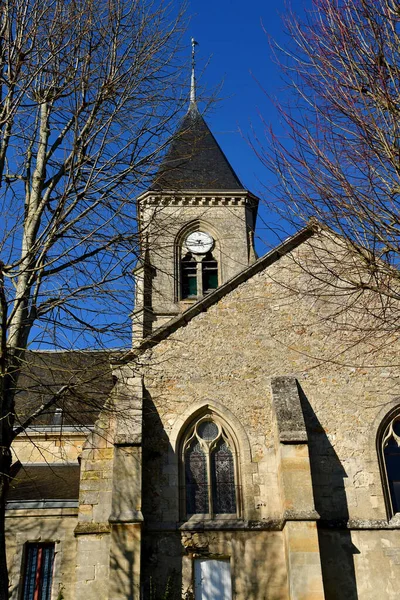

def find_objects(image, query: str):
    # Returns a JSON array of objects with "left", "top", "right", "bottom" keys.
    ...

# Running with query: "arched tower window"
[
  {"left": 181, "top": 415, "right": 238, "bottom": 518},
  {"left": 177, "top": 227, "right": 220, "bottom": 301},
  {"left": 380, "top": 413, "right": 400, "bottom": 516}
]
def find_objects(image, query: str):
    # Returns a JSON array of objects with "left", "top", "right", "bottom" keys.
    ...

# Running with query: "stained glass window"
[
  {"left": 211, "top": 439, "right": 236, "bottom": 514},
  {"left": 183, "top": 417, "right": 238, "bottom": 518},
  {"left": 383, "top": 419, "right": 400, "bottom": 514},
  {"left": 185, "top": 440, "right": 209, "bottom": 514},
  {"left": 22, "top": 543, "right": 55, "bottom": 600}
]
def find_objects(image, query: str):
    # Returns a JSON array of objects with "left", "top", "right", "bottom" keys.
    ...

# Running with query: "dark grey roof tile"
[
  {"left": 15, "top": 351, "right": 116, "bottom": 428},
  {"left": 8, "top": 464, "right": 80, "bottom": 501},
  {"left": 151, "top": 105, "right": 244, "bottom": 191}
]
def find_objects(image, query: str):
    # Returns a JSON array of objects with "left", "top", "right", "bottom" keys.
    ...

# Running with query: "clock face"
[{"left": 185, "top": 231, "right": 214, "bottom": 254}]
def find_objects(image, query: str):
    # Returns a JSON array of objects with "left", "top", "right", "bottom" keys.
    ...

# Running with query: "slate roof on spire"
[{"left": 151, "top": 104, "right": 245, "bottom": 191}]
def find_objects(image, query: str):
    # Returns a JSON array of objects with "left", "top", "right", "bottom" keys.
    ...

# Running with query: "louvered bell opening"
[
  {"left": 181, "top": 253, "right": 198, "bottom": 299},
  {"left": 202, "top": 253, "right": 218, "bottom": 294}
]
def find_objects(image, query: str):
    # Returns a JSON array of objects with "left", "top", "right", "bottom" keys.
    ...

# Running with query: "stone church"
[{"left": 5, "top": 81, "right": 400, "bottom": 600}]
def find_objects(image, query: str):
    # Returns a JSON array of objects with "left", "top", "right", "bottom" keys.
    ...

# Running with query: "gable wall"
[{"left": 140, "top": 235, "right": 400, "bottom": 598}]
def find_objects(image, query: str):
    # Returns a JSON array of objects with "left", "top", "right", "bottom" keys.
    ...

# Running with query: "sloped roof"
[
  {"left": 13, "top": 227, "right": 316, "bottom": 428},
  {"left": 15, "top": 351, "right": 116, "bottom": 429},
  {"left": 8, "top": 464, "right": 80, "bottom": 501},
  {"left": 151, "top": 104, "right": 244, "bottom": 191}
]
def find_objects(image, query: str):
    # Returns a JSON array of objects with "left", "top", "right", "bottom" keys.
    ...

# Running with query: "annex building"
[{"left": 5, "top": 92, "right": 400, "bottom": 600}]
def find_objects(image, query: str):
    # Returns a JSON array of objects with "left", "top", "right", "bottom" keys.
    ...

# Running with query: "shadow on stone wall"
[
  {"left": 109, "top": 524, "right": 137, "bottom": 600},
  {"left": 141, "top": 389, "right": 289, "bottom": 600},
  {"left": 141, "top": 391, "right": 288, "bottom": 600},
  {"left": 141, "top": 388, "right": 182, "bottom": 599},
  {"left": 180, "top": 531, "right": 288, "bottom": 600},
  {"left": 297, "top": 382, "right": 360, "bottom": 600}
]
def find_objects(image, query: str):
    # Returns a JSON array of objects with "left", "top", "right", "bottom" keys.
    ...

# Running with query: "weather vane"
[{"left": 190, "top": 38, "right": 199, "bottom": 105}]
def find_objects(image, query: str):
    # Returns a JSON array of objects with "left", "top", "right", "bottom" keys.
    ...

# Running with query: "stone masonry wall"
[
  {"left": 139, "top": 233, "right": 400, "bottom": 598},
  {"left": 142, "top": 529, "right": 289, "bottom": 600},
  {"left": 138, "top": 200, "right": 254, "bottom": 320},
  {"left": 74, "top": 410, "right": 115, "bottom": 600}
]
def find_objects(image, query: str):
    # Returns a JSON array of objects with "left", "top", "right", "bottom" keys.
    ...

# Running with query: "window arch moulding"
[
  {"left": 170, "top": 400, "right": 252, "bottom": 462},
  {"left": 377, "top": 404, "right": 400, "bottom": 519}
]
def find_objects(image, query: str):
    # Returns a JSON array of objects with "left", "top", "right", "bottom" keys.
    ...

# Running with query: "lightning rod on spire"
[{"left": 190, "top": 38, "right": 198, "bottom": 106}]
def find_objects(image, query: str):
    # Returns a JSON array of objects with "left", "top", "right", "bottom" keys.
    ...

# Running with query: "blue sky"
[
  {"left": 31, "top": 0, "right": 315, "bottom": 349},
  {"left": 187, "top": 0, "right": 312, "bottom": 251}
]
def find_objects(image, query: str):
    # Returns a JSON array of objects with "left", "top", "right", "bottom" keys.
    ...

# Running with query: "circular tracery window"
[{"left": 197, "top": 420, "right": 218, "bottom": 441}]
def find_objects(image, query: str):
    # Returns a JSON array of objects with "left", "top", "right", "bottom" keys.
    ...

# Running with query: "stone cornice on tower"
[{"left": 137, "top": 189, "right": 259, "bottom": 208}]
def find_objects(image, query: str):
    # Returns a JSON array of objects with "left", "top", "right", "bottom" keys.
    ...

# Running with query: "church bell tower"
[{"left": 132, "top": 40, "right": 259, "bottom": 345}]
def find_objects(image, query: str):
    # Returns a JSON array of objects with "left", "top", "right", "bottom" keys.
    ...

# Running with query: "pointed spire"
[
  {"left": 150, "top": 37, "right": 245, "bottom": 191},
  {"left": 190, "top": 38, "right": 198, "bottom": 107}
]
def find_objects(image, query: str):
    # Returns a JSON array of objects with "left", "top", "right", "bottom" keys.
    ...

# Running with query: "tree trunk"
[
  {"left": 0, "top": 360, "right": 16, "bottom": 599},
  {"left": 0, "top": 447, "right": 11, "bottom": 600}
]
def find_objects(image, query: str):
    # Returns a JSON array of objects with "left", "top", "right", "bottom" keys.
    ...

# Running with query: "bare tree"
[
  {"left": 0, "top": 0, "right": 188, "bottom": 595},
  {"left": 255, "top": 0, "right": 400, "bottom": 350}
]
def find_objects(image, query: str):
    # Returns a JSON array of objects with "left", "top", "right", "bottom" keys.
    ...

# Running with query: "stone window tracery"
[
  {"left": 182, "top": 415, "right": 237, "bottom": 518},
  {"left": 381, "top": 415, "right": 400, "bottom": 516}
]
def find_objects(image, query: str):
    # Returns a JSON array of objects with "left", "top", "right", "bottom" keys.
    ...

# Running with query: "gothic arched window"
[
  {"left": 182, "top": 416, "right": 237, "bottom": 518},
  {"left": 380, "top": 414, "right": 400, "bottom": 516}
]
